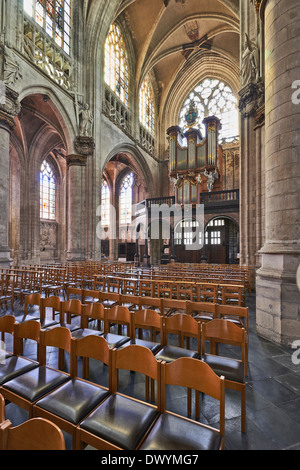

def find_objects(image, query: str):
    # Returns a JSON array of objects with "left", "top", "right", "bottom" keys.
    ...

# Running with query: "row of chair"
[
  {"left": 0, "top": 321, "right": 228, "bottom": 450},
  {"left": 0, "top": 307, "right": 247, "bottom": 440}
]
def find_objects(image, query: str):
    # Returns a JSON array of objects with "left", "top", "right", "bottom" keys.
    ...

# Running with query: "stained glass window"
[
  {"left": 119, "top": 173, "right": 133, "bottom": 225},
  {"left": 139, "top": 76, "right": 155, "bottom": 135},
  {"left": 179, "top": 79, "right": 239, "bottom": 142},
  {"left": 105, "top": 23, "right": 129, "bottom": 106},
  {"left": 40, "top": 160, "right": 56, "bottom": 220},
  {"left": 101, "top": 180, "right": 110, "bottom": 227},
  {"left": 23, "top": 0, "right": 71, "bottom": 55}
]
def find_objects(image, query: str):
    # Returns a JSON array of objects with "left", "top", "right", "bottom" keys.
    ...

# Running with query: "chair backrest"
[
  {"left": 163, "top": 313, "right": 201, "bottom": 354},
  {"left": 160, "top": 357, "right": 225, "bottom": 439},
  {"left": 0, "top": 417, "right": 66, "bottom": 450},
  {"left": 160, "top": 298, "right": 187, "bottom": 316},
  {"left": 39, "top": 326, "right": 72, "bottom": 370},
  {"left": 66, "top": 287, "right": 83, "bottom": 302},
  {"left": 111, "top": 344, "right": 161, "bottom": 406},
  {"left": 201, "top": 319, "right": 246, "bottom": 362},
  {"left": 132, "top": 309, "right": 163, "bottom": 342},
  {"left": 13, "top": 320, "right": 41, "bottom": 357},
  {"left": 216, "top": 304, "right": 249, "bottom": 332},
  {"left": 82, "top": 289, "right": 100, "bottom": 303},
  {"left": 81, "top": 302, "right": 105, "bottom": 329},
  {"left": 24, "top": 293, "right": 41, "bottom": 318},
  {"left": 0, "top": 315, "right": 16, "bottom": 345},
  {"left": 70, "top": 335, "right": 111, "bottom": 384},
  {"left": 186, "top": 301, "right": 217, "bottom": 318},
  {"left": 104, "top": 305, "right": 132, "bottom": 335},
  {"left": 0, "top": 394, "right": 4, "bottom": 423},
  {"left": 61, "top": 298, "right": 82, "bottom": 314}
]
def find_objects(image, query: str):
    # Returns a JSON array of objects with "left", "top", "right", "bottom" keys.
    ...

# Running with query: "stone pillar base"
[{"left": 256, "top": 244, "right": 300, "bottom": 347}]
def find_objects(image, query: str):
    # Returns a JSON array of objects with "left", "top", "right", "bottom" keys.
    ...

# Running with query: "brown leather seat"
[
  {"left": 0, "top": 356, "right": 39, "bottom": 386},
  {"left": 35, "top": 378, "right": 109, "bottom": 425},
  {"left": 140, "top": 412, "right": 223, "bottom": 450},
  {"left": 79, "top": 393, "right": 159, "bottom": 450}
]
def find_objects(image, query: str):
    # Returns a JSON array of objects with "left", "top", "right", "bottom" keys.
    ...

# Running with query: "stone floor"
[{"left": 1, "top": 292, "right": 300, "bottom": 451}]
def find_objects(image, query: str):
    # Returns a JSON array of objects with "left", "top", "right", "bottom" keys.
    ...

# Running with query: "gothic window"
[
  {"left": 105, "top": 23, "right": 129, "bottom": 106},
  {"left": 23, "top": 0, "right": 71, "bottom": 55},
  {"left": 101, "top": 180, "right": 110, "bottom": 227},
  {"left": 40, "top": 160, "right": 56, "bottom": 220},
  {"left": 179, "top": 79, "right": 239, "bottom": 142},
  {"left": 139, "top": 76, "right": 155, "bottom": 135},
  {"left": 119, "top": 173, "right": 134, "bottom": 225}
]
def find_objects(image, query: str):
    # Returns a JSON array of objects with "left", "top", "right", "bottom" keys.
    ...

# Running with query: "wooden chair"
[
  {"left": 33, "top": 335, "right": 111, "bottom": 450},
  {"left": 82, "top": 289, "right": 100, "bottom": 304},
  {"left": 23, "top": 293, "right": 59, "bottom": 328},
  {"left": 66, "top": 286, "right": 83, "bottom": 302},
  {"left": 186, "top": 301, "right": 217, "bottom": 323},
  {"left": 201, "top": 319, "right": 247, "bottom": 433},
  {"left": 76, "top": 344, "right": 161, "bottom": 450},
  {"left": 80, "top": 302, "right": 105, "bottom": 333},
  {"left": 0, "top": 275, "right": 15, "bottom": 312},
  {"left": 99, "top": 291, "right": 119, "bottom": 309},
  {"left": 0, "top": 415, "right": 66, "bottom": 450},
  {"left": 60, "top": 299, "right": 83, "bottom": 329},
  {"left": 0, "top": 321, "right": 40, "bottom": 389},
  {"left": 195, "top": 283, "right": 218, "bottom": 303},
  {"left": 155, "top": 313, "right": 201, "bottom": 417},
  {"left": 139, "top": 357, "right": 225, "bottom": 450},
  {"left": 160, "top": 298, "right": 187, "bottom": 317},
  {"left": 220, "top": 284, "right": 246, "bottom": 307},
  {"left": 119, "top": 294, "right": 140, "bottom": 311},
  {"left": 0, "top": 327, "right": 71, "bottom": 418},
  {"left": 139, "top": 296, "right": 161, "bottom": 312},
  {"left": 0, "top": 315, "right": 16, "bottom": 354},
  {"left": 102, "top": 305, "right": 131, "bottom": 349},
  {"left": 119, "top": 309, "right": 163, "bottom": 354}
]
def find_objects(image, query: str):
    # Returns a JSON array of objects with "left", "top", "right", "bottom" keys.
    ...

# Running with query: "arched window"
[
  {"left": 40, "top": 160, "right": 56, "bottom": 220},
  {"left": 119, "top": 173, "right": 134, "bottom": 225},
  {"left": 139, "top": 75, "right": 155, "bottom": 135},
  {"left": 23, "top": 0, "right": 71, "bottom": 55},
  {"left": 179, "top": 79, "right": 239, "bottom": 142},
  {"left": 101, "top": 179, "right": 110, "bottom": 226},
  {"left": 104, "top": 23, "right": 129, "bottom": 106}
]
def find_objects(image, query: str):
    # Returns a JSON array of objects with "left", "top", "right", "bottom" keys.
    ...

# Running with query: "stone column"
[
  {"left": 0, "top": 87, "right": 20, "bottom": 267},
  {"left": 65, "top": 136, "right": 94, "bottom": 261},
  {"left": 256, "top": 0, "right": 300, "bottom": 346}
]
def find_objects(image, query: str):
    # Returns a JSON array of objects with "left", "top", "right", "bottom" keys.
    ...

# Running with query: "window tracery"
[
  {"left": 179, "top": 79, "right": 239, "bottom": 142},
  {"left": 139, "top": 75, "right": 155, "bottom": 135},
  {"left": 119, "top": 173, "right": 134, "bottom": 225},
  {"left": 104, "top": 23, "right": 129, "bottom": 107},
  {"left": 40, "top": 160, "right": 56, "bottom": 220}
]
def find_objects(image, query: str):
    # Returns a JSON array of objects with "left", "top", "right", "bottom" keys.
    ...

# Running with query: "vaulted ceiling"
[{"left": 84, "top": 0, "right": 240, "bottom": 130}]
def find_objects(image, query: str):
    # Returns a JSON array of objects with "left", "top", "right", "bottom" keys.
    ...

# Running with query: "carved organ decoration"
[{"left": 167, "top": 99, "right": 223, "bottom": 204}]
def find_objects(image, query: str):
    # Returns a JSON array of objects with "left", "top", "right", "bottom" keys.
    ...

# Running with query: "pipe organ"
[{"left": 167, "top": 101, "right": 223, "bottom": 205}]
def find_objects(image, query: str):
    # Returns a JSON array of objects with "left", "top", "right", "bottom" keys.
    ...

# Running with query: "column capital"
[
  {"left": 74, "top": 135, "right": 95, "bottom": 156},
  {"left": 0, "top": 86, "right": 21, "bottom": 130},
  {"left": 238, "top": 79, "right": 265, "bottom": 118},
  {"left": 65, "top": 153, "right": 89, "bottom": 167}
]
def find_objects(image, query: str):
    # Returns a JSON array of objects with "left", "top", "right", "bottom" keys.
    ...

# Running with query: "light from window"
[
  {"left": 101, "top": 180, "right": 110, "bottom": 226},
  {"left": 40, "top": 160, "right": 56, "bottom": 220},
  {"left": 139, "top": 75, "right": 155, "bottom": 135},
  {"left": 179, "top": 79, "right": 238, "bottom": 142},
  {"left": 119, "top": 173, "right": 133, "bottom": 225},
  {"left": 105, "top": 23, "right": 129, "bottom": 106},
  {"left": 23, "top": 0, "right": 71, "bottom": 55}
]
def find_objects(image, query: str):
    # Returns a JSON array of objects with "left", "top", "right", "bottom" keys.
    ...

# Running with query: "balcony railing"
[{"left": 200, "top": 189, "right": 239, "bottom": 204}]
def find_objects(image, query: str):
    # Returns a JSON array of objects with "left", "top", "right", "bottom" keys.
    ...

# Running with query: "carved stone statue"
[
  {"left": 241, "top": 33, "right": 259, "bottom": 87},
  {"left": 2, "top": 43, "right": 22, "bottom": 87},
  {"left": 204, "top": 168, "right": 218, "bottom": 192},
  {"left": 79, "top": 103, "right": 93, "bottom": 137}
]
